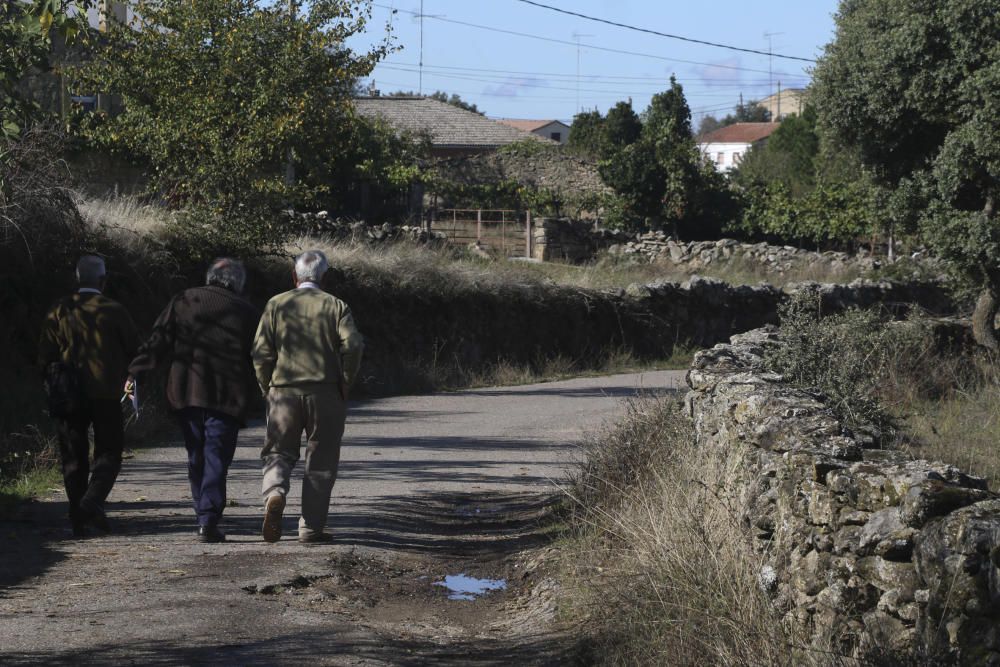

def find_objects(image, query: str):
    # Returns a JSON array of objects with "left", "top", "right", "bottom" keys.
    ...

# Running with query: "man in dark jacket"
[
  {"left": 38, "top": 255, "right": 140, "bottom": 537},
  {"left": 128, "top": 258, "right": 259, "bottom": 542}
]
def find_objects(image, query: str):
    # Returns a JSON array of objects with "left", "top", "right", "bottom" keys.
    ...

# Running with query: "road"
[{"left": 0, "top": 370, "right": 684, "bottom": 665}]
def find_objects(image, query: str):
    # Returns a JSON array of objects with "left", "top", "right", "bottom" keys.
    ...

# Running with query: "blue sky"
[{"left": 348, "top": 0, "right": 841, "bottom": 124}]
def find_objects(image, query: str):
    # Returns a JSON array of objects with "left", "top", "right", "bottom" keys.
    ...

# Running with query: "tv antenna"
[
  {"left": 413, "top": 1, "right": 445, "bottom": 95},
  {"left": 763, "top": 31, "right": 784, "bottom": 107},
  {"left": 572, "top": 31, "right": 595, "bottom": 114}
]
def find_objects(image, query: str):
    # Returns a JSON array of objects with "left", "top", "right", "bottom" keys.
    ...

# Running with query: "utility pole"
[{"left": 572, "top": 31, "right": 594, "bottom": 115}]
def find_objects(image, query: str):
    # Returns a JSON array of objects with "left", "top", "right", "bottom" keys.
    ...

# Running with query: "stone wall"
[{"left": 686, "top": 329, "right": 1000, "bottom": 663}]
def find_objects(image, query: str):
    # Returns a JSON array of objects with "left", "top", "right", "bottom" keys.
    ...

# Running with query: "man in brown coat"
[
  {"left": 252, "top": 250, "right": 363, "bottom": 544},
  {"left": 128, "top": 258, "right": 259, "bottom": 542},
  {"left": 38, "top": 255, "right": 139, "bottom": 537}
]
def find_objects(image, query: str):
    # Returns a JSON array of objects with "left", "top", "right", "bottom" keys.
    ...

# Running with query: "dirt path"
[{"left": 0, "top": 371, "right": 684, "bottom": 665}]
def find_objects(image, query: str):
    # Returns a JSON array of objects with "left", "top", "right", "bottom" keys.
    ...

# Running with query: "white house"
[
  {"left": 697, "top": 122, "right": 780, "bottom": 172},
  {"left": 497, "top": 119, "right": 571, "bottom": 144}
]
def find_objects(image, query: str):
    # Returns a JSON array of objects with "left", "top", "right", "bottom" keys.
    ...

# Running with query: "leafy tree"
[
  {"left": 603, "top": 100, "right": 642, "bottom": 149},
  {"left": 567, "top": 109, "right": 604, "bottom": 156},
  {"left": 733, "top": 106, "right": 820, "bottom": 197},
  {"left": 388, "top": 89, "right": 484, "bottom": 115},
  {"left": 724, "top": 100, "right": 771, "bottom": 124},
  {"left": 1, "top": 1, "right": 90, "bottom": 138},
  {"left": 812, "top": 0, "right": 1000, "bottom": 348},
  {"left": 74, "top": 0, "right": 392, "bottom": 251},
  {"left": 600, "top": 77, "right": 721, "bottom": 235},
  {"left": 696, "top": 114, "right": 723, "bottom": 138}
]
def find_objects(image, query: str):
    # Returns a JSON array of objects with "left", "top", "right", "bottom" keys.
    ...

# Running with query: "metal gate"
[{"left": 431, "top": 209, "right": 533, "bottom": 258}]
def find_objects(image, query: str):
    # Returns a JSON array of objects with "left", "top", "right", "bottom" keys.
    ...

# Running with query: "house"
[
  {"left": 758, "top": 88, "right": 806, "bottom": 120},
  {"left": 352, "top": 96, "right": 551, "bottom": 158},
  {"left": 697, "top": 122, "right": 780, "bottom": 172},
  {"left": 497, "top": 119, "right": 571, "bottom": 144}
]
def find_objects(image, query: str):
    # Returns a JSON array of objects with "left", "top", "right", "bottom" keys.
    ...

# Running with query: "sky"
[{"left": 346, "top": 0, "right": 842, "bottom": 125}]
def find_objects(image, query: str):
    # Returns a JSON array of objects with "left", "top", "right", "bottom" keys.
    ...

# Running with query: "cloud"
[
  {"left": 482, "top": 77, "right": 547, "bottom": 98},
  {"left": 694, "top": 58, "right": 745, "bottom": 88}
]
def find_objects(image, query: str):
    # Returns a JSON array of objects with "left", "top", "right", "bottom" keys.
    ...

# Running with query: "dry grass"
[{"left": 562, "top": 399, "right": 795, "bottom": 666}]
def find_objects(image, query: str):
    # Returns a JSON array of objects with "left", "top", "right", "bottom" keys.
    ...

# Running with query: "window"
[
  {"left": 550, "top": 132, "right": 561, "bottom": 142},
  {"left": 716, "top": 152, "right": 725, "bottom": 165},
  {"left": 71, "top": 95, "right": 97, "bottom": 113}
]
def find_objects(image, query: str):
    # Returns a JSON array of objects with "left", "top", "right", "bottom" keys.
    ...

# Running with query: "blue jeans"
[{"left": 177, "top": 408, "right": 240, "bottom": 527}]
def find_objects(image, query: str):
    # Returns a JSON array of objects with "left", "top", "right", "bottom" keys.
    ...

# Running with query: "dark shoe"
[
  {"left": 298, "top": 532, "right": 333, "bottom": 544},
  {"left": 70, "top": 520, "right": 88, "bottom": 539},
  {"left": 262, "top": 494, "right": 285, "bottom": 543},
  {"left": 80, "top": 499, "right": 111, "bottom": 533},
  {"left": 198, "top": 525, "right": 226, "bottom": 543}
]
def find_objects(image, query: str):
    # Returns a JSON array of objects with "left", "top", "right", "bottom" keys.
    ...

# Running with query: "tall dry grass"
[{"left": 563, "top": 399, "right": 795, "bottom": 666}]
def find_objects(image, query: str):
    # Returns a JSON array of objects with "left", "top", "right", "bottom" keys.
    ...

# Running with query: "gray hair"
[
  {"left": 294, "top": 250, "right": 329, "bottom": 283},
  {"left": 76, "top": 255, "right": 106, "bottom": 287},
  {"left": 205, "top": 257, "right": 246, "bottom": 293}
]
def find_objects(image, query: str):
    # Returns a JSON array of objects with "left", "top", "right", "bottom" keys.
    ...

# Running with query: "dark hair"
[{"left": 205, "top": 258, "right": 246, "bottom": 293}]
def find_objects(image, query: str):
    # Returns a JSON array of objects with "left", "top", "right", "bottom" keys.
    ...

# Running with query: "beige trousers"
[{"left": 262, "top": 387, "right": 346, "bottom": 536}]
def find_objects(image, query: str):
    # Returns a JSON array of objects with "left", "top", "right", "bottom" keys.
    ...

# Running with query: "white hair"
[
  {"left": 294, "top": 250, "right": 329, "bottom": 283},
  {"left": 76, "top": 255, "right": 106, "bottom": 286},
  {"left": 205, "top": 257, "right": 246, "bottom": 293}
]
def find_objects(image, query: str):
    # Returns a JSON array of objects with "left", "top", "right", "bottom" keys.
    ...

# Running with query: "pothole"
[{"left": 435, "top": 574, "right": 507, "bottom": 601}]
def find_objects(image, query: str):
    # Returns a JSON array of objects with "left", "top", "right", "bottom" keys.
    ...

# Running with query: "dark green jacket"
[
  {"left": 252, "top": 287, "right": 363, "bottom": 394},
  {"left": 38, "top": 292, "right": 140, "bottom": 401}
]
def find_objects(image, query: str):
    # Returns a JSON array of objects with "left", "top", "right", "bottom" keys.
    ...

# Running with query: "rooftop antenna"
[
  {"left": 763, "top": 31, "right": 784, "bottom": 113},
  {"left": 413, "top": 1, "right": 445, "bottom": 96},
  {"left": 572, "top": 31, "right": 594, "bottom": 115}
]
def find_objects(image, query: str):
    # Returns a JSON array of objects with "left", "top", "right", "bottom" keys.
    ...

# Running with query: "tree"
[
  {"left": 74, "top": 0, "right": 392, "bottom": 249},
  {"left": 813, "top": 0, "right": 1000, "bottom": 349},
  {"left": 603, "top": 100, "right": 642, "bottom": 149},
  {"left": 733, "top": 106, "right": 820, "bottom": 197},
  {"left": 725, "top": 100, "right": 771, "bottom": 124},
  {"left": 599, "top": 77, "right": 718, "bottom": 235},
  {"left": 566, "top": 109, "right": 604, "bottom": 156},
  {"left": 388, "top": 90, "right": 484, "bottom": 115}
]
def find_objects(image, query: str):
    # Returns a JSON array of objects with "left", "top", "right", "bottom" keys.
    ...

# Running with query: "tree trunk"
[{"left": 972, "top": 286, "right": 1000, "bottom": 351}]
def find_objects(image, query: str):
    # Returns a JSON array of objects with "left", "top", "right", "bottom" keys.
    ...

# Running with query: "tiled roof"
[
  {"left": 699, "top": 122, "right": 780, "bottom": 145},
  {"left": 497, "top": 119, "right": 568, "bottom": 133},
  {"left": 353, "top": 97, "right": 549, "bottom": 148}
]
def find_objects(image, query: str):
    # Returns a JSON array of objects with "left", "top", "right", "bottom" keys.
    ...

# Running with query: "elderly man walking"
[
  {"left": 38, "top": 255, "right": 139, "bottom": 537},
  {"left": 252, "top": 250, "right": 363, "bottom": 544},
  {"left": 127, "top": 258, "right": 259, "bottom": 542}
]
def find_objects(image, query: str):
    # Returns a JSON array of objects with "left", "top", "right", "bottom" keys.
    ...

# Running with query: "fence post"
[
  {"left": 477, "top": 209, "right": 482, "bottom": 243},
  {"left": 526, "top": 210, "right": 533, "bottom": 259}
]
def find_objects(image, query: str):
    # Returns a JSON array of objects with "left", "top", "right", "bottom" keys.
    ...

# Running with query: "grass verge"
[{"left": 560, "top": 398, "right": 794, "bottom": 665}]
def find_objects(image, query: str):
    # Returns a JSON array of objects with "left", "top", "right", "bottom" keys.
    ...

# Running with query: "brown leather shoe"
[{"left": 262, "top": 494, "right": 285, "bottom": 543}]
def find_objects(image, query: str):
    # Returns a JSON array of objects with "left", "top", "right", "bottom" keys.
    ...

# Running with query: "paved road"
[{"left": 0, "top": 370, "right": 684, "bottom": 665}]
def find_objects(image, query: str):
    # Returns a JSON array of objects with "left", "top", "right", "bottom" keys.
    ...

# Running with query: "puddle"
[{"left": 434, "top": 574, "right": 507, "bottom": 601}]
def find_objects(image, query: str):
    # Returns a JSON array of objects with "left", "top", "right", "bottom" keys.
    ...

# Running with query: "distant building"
[
  {"left": 758, "top": 88, "right": 806, "bottom": 120},
  {"left": 697, "top": 123, "right": 780, "bottom": 172},
  {"left": 353, "top": 96, "right": 551, "bottom": 158},
  {"left": 497, "top": 119, "right": 571, "bottom": 144}
]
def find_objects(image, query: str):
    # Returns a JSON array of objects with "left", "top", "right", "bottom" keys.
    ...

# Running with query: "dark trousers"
[
  {"left": 177, "top": 407, "right": 240, "bottom": 527},
  {"left": 57, "top": 398, "right": 125, "bottom": 522}
]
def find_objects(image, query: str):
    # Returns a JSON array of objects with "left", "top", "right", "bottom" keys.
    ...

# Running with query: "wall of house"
[
  {"left": 698, "top": 141, "right": 749, "bottom": 171},
  {"left": 530, "top": 122, "right": 570, "bottom": 144}
]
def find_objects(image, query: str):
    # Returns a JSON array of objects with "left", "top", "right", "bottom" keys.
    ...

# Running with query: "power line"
[
  {"left": 372, "top": 3, "right": 804, "bottom": 77},
  {"left": 379, "top": 64, "right": 775, "bottom": 98},
  {"left": 514, "top": 0, "right": 816, "bottom": 63},
  {"left": 381, "top": 61, "right": 809, "bottom": 86}
]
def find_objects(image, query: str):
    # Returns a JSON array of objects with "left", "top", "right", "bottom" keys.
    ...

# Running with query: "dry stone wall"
[{"left": 686, "top": 329, "right": 1000, "bottom": 664}]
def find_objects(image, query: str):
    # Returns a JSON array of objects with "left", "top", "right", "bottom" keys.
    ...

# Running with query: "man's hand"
[{"left": 124, "top": 376, "right": 135, "bottom": 396}]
